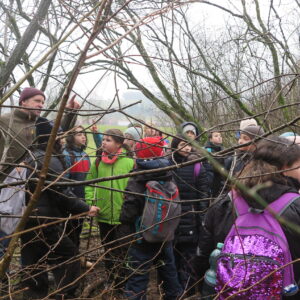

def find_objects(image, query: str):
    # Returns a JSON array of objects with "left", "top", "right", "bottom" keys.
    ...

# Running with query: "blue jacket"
[{"left": 63, "top": 146, "right": 90, "bottom": 200}]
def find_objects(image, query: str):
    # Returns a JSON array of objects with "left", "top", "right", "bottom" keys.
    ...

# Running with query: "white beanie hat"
[{"left": 240, "top": 118, "right": 257, "bottom": 130}]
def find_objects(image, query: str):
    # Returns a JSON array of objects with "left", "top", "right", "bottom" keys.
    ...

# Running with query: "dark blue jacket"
[
  {"left": 63, "top": 145, "right": 90, "bottom": 200},
  {"left": 170, "top": 153, "right": 210, "bottom": 244}
]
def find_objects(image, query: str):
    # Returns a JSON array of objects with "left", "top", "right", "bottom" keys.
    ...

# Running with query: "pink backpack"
[{"left": 216, "top": 191, "right": 299, "bottom": 299}]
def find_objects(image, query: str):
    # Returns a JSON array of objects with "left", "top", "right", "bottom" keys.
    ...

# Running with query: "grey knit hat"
[
  {"left": 241, "top": 125, "right": 265, "bottom": 140},
  {"left": 124, "top": 127, "right": 142, "bottom": 141}
]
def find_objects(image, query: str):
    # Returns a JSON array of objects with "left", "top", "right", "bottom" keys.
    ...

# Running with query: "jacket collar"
[{"left": 14, "top": 108, "right": 36, "bottom": 121}]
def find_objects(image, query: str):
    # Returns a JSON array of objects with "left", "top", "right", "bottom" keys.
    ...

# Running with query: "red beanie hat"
[
  {"left": 135, "top": 137, "right": 164, "bottom": 159},
  {"left": 19, "top": 87, "right": 45, "bottom": 105}
]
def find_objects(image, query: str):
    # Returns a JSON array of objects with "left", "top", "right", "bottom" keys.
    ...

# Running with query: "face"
[
  {"left": 145, "top": 127, "right": 157, "bottom": 137},
  {"left": 102, "top": 135, "right": 122, "bottom": 154},
  {"left": 73, "top": 127, "right": 86, "bottom": 147},
  {"left": 177, "top": 141, "right": 192, "bottom": 157},
  {"left": 21, "top": 95, "right": 45, "bottom": 117},
  {"left": 124, "top": 133, "right": 135, "bottom": 149},
  {"left": 185, "top": 131, "right": 196, "bottom": 140},
  {"left": 283, "top": 159, "right": 300, "bottom": 182},
  {"left": 210, "top": 132, "right": 222, "bottom": 145},
  {"left": 238, "top": 133, "right": 256, "bottom": 152}
]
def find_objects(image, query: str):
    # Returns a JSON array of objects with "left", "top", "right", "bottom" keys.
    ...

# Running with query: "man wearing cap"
[{"left": 0, "top": 87, "right": 79, "bottom": 178}]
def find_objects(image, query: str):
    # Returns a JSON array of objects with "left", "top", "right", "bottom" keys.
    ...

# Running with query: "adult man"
[{"left": 0, "top": 87, "right": 79, "bottom": 179}]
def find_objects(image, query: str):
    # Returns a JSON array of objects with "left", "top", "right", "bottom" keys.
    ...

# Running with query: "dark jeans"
[
  {"left": 99, "top": 222, "right": 129, "bottom": 287},
  {"left": 125, "top": 243, "right": 183, "bottom": 300},
  {"left": 21, "top": 220, "right": 81, "bottom": 299},
  {"left": 174, "top": 242, "right": 198, "bottom": 296}
]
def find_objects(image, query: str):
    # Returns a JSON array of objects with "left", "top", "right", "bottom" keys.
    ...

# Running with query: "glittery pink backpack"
[{"left": 216, "top": 191, "right": 299, "bottom": 300}]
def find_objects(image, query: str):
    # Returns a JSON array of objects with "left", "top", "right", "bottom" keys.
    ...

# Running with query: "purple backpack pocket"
[{"left": 216, "top": 191, "right": 299, "bottom": 299}]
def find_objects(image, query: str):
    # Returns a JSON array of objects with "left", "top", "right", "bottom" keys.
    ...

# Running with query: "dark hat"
[
  {"left": 171, "top": 134, "right": 186, "bottom": 150},
  {"left": 241, "top": 125, "right": 265, "bottom": 140},
  {"left": 19, "top": 87, "right": 45, "bottom": 105},
  {"left": 35, "top": 117, "right": 53, "bottom": 145},
  {"left": 135, "top": 137, "right": 164, "bottom": 159}
]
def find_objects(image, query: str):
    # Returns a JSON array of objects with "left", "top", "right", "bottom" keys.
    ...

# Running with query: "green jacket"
[{"left": 85, "top": 151, "right": 134, "bottom": 224}]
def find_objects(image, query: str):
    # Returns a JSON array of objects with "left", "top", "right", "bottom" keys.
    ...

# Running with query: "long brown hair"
[
  {"left": 65, "top": 125, "right": 87, "bottom": 150},
  {"left": 236, "top": 136, "right": 300, "bottom": 201}
]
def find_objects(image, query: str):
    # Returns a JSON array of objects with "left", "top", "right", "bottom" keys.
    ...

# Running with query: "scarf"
[{"left": 101, "top": 148, "right": 122, "bottom": 164}]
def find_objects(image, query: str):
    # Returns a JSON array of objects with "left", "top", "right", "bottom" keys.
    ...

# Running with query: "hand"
[
  {"left": 16, "top": 162, "right": 25, "bottom": 173},
  {"left": 91, "top": 124, "right": 98, "bottom": 133},
  {"left": 66, "top": 95, "right": 80, "bottom": 110},
  {"left": 88, "top": 205, "right": 100, "bottom": 217}
]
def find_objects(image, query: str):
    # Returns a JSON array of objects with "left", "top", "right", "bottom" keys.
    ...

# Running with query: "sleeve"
[
  {"left": 85, "top": 161, "right": 98, "bottom": 206},
  {"left": 202, "top": 160, "right": 214, "bottom": 190},
  {"left": 119, "top": 178, "right": 145, "bottom": 224},
  {"left": 196, "top": 164, "right": 211, "bottom": 212},
  {"left": 60, "top": 111, "right": 77, "bottom": 132},
  {"left": 194, "top": 207, "right": 216, "bottom": 280},
  {"left": 62, "top": 149, "right": 71, "bottom": 179},
  {"left": 93, "top": 133, "right": 102, "bottom": 149},
  {"left": 26, "top": 155, "right": 90, "bottom": 214}
]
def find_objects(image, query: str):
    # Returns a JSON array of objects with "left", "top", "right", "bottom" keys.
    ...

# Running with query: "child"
[
  {"left": 205, "top": 131, "right": 223, "bottom": 153},
  {"left": 180, "top": 121, "right": 199, "bottom": 140},
  {"left": 198, "top": 136, "right": 300, "bottom": 299},
  {"left": 170, "top": 135, "right": 210, "bottom": 296},
  {"left": 205, "top": 131, "right": 225, "bottom": 197},
  {"left": 63, "top": 125, "right": 90, "bottom": 250},
  {"left": 120, "top": 137, "right": 183, "bottom": 300},
  {"left": 124, "top": 126, "right": 142, "bottom": 154},
  {"left": 85, "top": 129, "right": 134, "bottom": 284},
  {"left": 224, "top": 125, "right": 265, "bottom": 176}
]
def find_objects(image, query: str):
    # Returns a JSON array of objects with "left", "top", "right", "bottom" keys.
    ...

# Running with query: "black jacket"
[
  {"left": 197, "top": 178, "right": 300, "bottom": 295},
  {"left": 204, "top": 141, "right": 226, "bottom": 197},
  {"left": 224, "top": 151, "right": 253, "bottom": 176},
  {"left": 120, "top": 158, "right": 174, "bottom": 246},
  {"left": 26, "top": 149, "right": 90, "bottom": 219},
  {"left": 169, "top": 153, "right": 210, "bottom": 244}
]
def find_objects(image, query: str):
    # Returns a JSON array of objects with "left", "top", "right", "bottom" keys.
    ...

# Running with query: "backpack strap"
[
  {"left": 194, "top": 162, "right": 201, "bottom": 179},
  {"left": 267, "top": 192, "right": 300, "bottom": 216},
  {"left": 229, "top": 190, "right": 250, "bottom": 216}
]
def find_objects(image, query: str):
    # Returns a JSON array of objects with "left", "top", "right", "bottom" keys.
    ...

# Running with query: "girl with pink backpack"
[{"left": 197, "top": 136, "right": 300, "bottom": 299}]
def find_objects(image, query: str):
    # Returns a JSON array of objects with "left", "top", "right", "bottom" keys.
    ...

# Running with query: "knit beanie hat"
[
  {"left": 19, "top": 87, "right": 45, "bottom": 105},
  {"left": 241, "top": 125, "right": 265, "bottom": 140},
  {"left": 135, "top": 137, "right": 164, "bottom": 159},
  {"left": 182, "top": 124, "right": 197, "bottom": 135},
  {"left": 240, "top": 118, "right": 257, "bottom": 130},
  {"left": 171, "top": 134, "right": 186, "bottom": 150},
  {"left": 35, "top": 117, "right": 53, "bottom": 145},
  {"left": 124, "top": 127, "right": 142, "bottom": 141}
]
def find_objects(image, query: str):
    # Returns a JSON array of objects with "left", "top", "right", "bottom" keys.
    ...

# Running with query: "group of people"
[{"left": 0, "top": 87, "right": 300, "bottom": 300}]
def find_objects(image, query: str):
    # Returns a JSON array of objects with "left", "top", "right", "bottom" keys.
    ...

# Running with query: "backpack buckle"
[{"left": 248, "top": 207, "right": 264, "bottom": 214}]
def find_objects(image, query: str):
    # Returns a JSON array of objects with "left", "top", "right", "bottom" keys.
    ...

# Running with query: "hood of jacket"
[
  {"left": 238, "top": 176, "right": 299, "bottom": 209},
  {"left": 135, "top": 157, "right": 172, "bottom": 182},
  {"left": 205, "top": 141, "right": 223, "bottom": 152}
]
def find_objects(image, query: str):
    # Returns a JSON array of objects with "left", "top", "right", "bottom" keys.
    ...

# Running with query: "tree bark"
[{"left": 0, "top": 0, "right": 52, "bottom": 94}]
